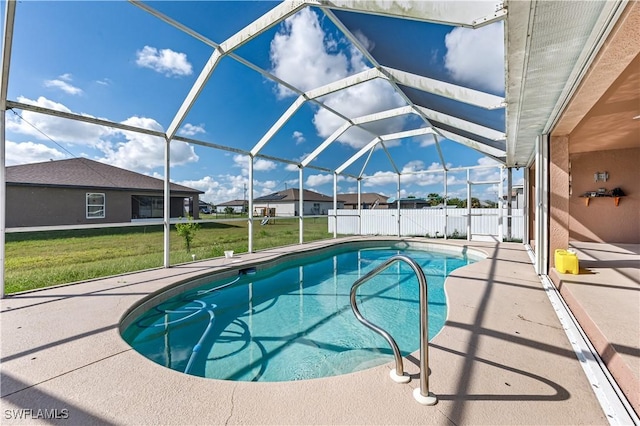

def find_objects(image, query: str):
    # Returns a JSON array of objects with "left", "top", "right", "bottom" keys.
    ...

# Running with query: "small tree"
[{"left": 175, "top": 216, "right": 200, "bottom": 253}]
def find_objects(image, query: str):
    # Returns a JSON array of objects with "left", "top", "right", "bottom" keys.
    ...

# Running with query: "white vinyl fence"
[{"left": 328, "top": 208, "right": 524, "bottom": 241}]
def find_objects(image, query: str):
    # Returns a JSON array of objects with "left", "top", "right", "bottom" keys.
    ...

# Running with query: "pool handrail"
[{"left": 349, "top": 254, "right": 437, "bottom": 405}]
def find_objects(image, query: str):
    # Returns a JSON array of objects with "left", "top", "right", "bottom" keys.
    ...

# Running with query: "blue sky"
[{"left": 2, "top": 1, "right": 521, "bottom": 205}]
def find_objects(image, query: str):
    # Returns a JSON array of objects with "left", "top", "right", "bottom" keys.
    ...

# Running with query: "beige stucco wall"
[
  {"left": 569, "top": 147, "right": 640, "bottom": 243},
  {"left": 549, "top": 136, "right": 570, "bottom": 267},
  {"left": 527, "top": 164, "right": 536, "bottom": 247}
]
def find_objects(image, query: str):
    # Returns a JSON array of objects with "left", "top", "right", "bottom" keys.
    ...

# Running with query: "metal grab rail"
[{"left": 350, "top": 254, "right": 437, "bottom": 405}]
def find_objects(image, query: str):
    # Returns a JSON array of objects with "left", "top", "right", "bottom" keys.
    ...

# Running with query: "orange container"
[{"left": 555, "top": 249, "right": 579, "bottom": 274}]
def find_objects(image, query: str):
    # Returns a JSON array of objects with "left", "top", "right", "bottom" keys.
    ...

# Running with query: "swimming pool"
[{"left": 121, "top": 242, "right": 478, "bottom": 382}]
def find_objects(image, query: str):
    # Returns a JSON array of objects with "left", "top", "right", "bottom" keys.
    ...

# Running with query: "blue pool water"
[{"left": 122, "top": 244, "right": 475, "bottom": 382}]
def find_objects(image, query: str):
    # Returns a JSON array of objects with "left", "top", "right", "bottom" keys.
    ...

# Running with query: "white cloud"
[
  {"left": 44, "top": 74, "right": 83, "bottom": 95},
  {"left": 471, "top": 156, "right": 502, "bottom": 181},
  {"left": 232, "top": 154, "right": 277, "bottom": 175},
  {"left": 7, "top": 96, "right": 112, "bottom": 145},
  {"left": 179, "top": 123, "right": 206, "bottom": 137},
  {"left": 255, "top": 158, "right": 277, "bottom": 171},
  {"left": 7, "top": 96, "right": 198, "bottom": 173},
  {"left": 285, "top": 163, "right": 300, "bottom": 172},
  {"left": 102, "top": 116, "right": 198, "bottom": 172},
  {"left": 444, "top": 21, "right": 504, "bottom": 93},
  {"left": 418, "top": 133, "right": 438, "bottom": 147},
  {"left": 5, "top": 140, "right": 66, "bottom": 166},
  {"left": 313, "top": 80, "right": 405, "bottom": 148},
  {"left": 363, "top": 170, "right": 396, "bottom": 187},
  {"left": 305, "top": 173, "right": 344, "bottom": 187},
  {"left": 136, "top": 45, "right": 193, "bottom": 77},
  {"left": 270, "top": 9, "right": 406, "bottom": 149},
  {"left": 270, "top": 8, "right": 350, "bottom": 98},
  {"left": 292, "top": 131, "right": 305, "bottom": 144},
  {"left": 177, "top": 174, "right": 281, "bottom": 205}
]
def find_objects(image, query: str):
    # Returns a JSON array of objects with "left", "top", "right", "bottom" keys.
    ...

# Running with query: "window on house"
[{"left": 86, "top": 193, "right": 105, "bottom": 219}]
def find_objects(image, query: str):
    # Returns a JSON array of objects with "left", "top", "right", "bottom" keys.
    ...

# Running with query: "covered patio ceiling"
[{"left": 1, "top": 0, "right": 632, "bottom": 179}]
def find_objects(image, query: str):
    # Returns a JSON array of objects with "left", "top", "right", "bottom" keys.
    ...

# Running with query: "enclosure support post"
[
  {"left": 396, "top": 174, "right": 401, "bottom": 237},
  {"left": 357, "top": 178, "right": 362, "bottom": 235},
  {"left": 466, "top": 169, "right": 471, "bottom": 241},
  {"left": 499, "top": 166, "right": 504, "bottom": 242},
  {"left": 299, "top": 166, "right": 304, "bottom": 244},
  {"left": 507, "top": 167, "right": 513, "bottom": 241},
  {"left": 0, "top": 0, "right": 15, "bottom": 298},
  {"left": 248, "top": 157, "right": 254, "bottom": 253},
  {"left": 535, "top": 134, "right": 550, "bottom": 275},
  {"left": 443, "top": 169, "right": 448, "bottom": 240},
  {"left": 523, "top": 167, "right": 530, "bottom": 244},
  {"left": 163, "top": 136, "right": 171, "bottom": 268},
  {"left": 0, "top": 110, "right": 5, "bottom": 297},
  {"left": 333, "top": 172, "right": 338, "bottom": 238}
]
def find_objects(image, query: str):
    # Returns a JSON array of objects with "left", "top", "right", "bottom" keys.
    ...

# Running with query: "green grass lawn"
[{"left": 4, "top": 217, "right": 333, "bottom": 294}]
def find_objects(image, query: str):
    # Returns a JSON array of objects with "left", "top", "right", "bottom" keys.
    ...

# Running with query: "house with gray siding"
[{"left": 6, "top": 158, "right": 203, "bottom": 228}]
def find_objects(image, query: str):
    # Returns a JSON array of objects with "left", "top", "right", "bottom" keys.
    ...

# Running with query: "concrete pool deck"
[{"left": 0, "top": 238, "right": 621, "bottom": 424}]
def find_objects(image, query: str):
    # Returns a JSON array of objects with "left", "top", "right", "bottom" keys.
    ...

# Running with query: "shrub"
[{"left": 175, "top": 216, "right": 200, "bottom": 253}]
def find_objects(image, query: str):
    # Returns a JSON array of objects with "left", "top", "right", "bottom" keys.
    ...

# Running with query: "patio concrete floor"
[{"left": 0, "top": 237, "right": 619, "bottom": 425}]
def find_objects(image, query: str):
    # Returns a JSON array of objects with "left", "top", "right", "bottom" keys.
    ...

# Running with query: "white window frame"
[{"left": 86, "top": 193, "right": 105, "bottom": 219}]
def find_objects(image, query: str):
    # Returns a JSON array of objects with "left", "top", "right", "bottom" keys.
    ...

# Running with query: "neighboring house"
[
  {"left": 6, "top": 158, "right": 203, "bottom": 228},
  {"left": 503, "top": 185, "right": 524, "bottom": 209},
  {"left": 253, "top": 188, "right": 344, "bottom": 216},
  {"left": 387, "top": 197, "right": 430, "bottom": 209},
  {"left": 338, "top": 193, "right": 390, "bottom": 209},
  {"left": 215, "top": 199, "right": 247, "bottom": 214}
]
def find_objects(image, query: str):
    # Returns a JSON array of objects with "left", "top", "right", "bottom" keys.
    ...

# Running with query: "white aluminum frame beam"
[
  {"left": 300, "top": 105, "right": 414, "bottom": 168},
  {"left": 251, "top": 68, "right": 379, "bottom": 156},
  {"left": 335, "top": 127, "right": 436, "bottom": 174},
  {"left": 304, "top": 67, "right": 380, "bottom": 100},
  {"left": 6, "top": 100, "right": 166, "bottom": 138},
  {"left": 164, "top": 1, "right": 307, "bottom": 141},
  {"left": 384, "top": 67, "right": 505, "bottom": 110},
  {"left": 336, "top": 137, "right": 381, "bottom": 175},
  {"left": 415, "top": 106, "right": 506, "bottom": 141},
  {"left": 251, "top": 96, "right": 306, "bottom": 156},
  {"left": 434, "top": 128, "right": 506, "bottom": 159},
  {"left": 315, "top": 0, "right": 506, "bottom": 29}
]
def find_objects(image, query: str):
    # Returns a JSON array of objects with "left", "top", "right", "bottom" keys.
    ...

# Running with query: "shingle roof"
[
  {"left": 6, "top": 158, "right": 202, "bottom": 194},
  {"left": 338, "top": 193, "right": 389, "bottom": 205},
  {"left": 217, "top": 199, "right": 248, "bottom": 206},
  {"left": 254, "top": 188, "right": 339, "bottom": 203}
]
